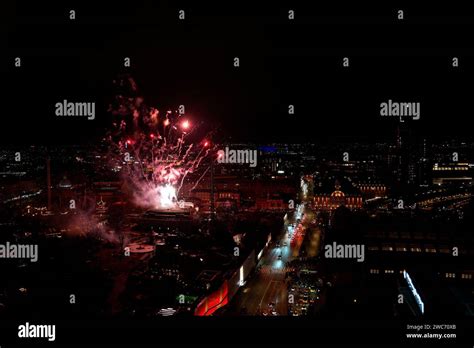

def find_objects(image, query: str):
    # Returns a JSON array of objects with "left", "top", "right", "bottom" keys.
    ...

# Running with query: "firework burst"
[{"left": 106, "top": 74, "right": 214, "bottom": 210}]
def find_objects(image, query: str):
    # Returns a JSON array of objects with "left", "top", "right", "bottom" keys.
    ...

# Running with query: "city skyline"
[{"left": 2, "top": 1, "right": 474, "bottom": 346}]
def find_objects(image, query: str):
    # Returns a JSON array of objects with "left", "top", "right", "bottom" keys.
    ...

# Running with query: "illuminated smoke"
[
  {"left": 64, "top": 209, "right": 120, "bottom": 244},
  {"left": 157, "top": 184, "right": 177, "bottom": 208}
]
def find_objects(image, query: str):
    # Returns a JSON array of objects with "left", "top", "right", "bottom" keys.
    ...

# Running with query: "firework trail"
[{"left": 106, "top": 74, "right": 215, "bottom": 210}]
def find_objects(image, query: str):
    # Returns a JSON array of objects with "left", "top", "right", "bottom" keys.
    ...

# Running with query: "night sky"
[{"left": 3, "top": 1, "right": 474, "bottom": 145}]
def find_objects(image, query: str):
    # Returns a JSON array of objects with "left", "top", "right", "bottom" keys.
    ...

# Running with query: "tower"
[{"left": 47, "top": 157, "right": 52, "bottom": 211}]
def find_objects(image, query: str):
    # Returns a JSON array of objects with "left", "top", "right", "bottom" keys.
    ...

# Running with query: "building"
[
  {"left": 432, "top": 162, "right": 473, "bottom": 186},
  {"left": 313, "top": 179, "right": 363, "bottom": 211}
]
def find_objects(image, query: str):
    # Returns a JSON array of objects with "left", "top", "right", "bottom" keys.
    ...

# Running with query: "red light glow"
[{"left": 181, "top": 120, "right": 190, "bottom": 130}]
